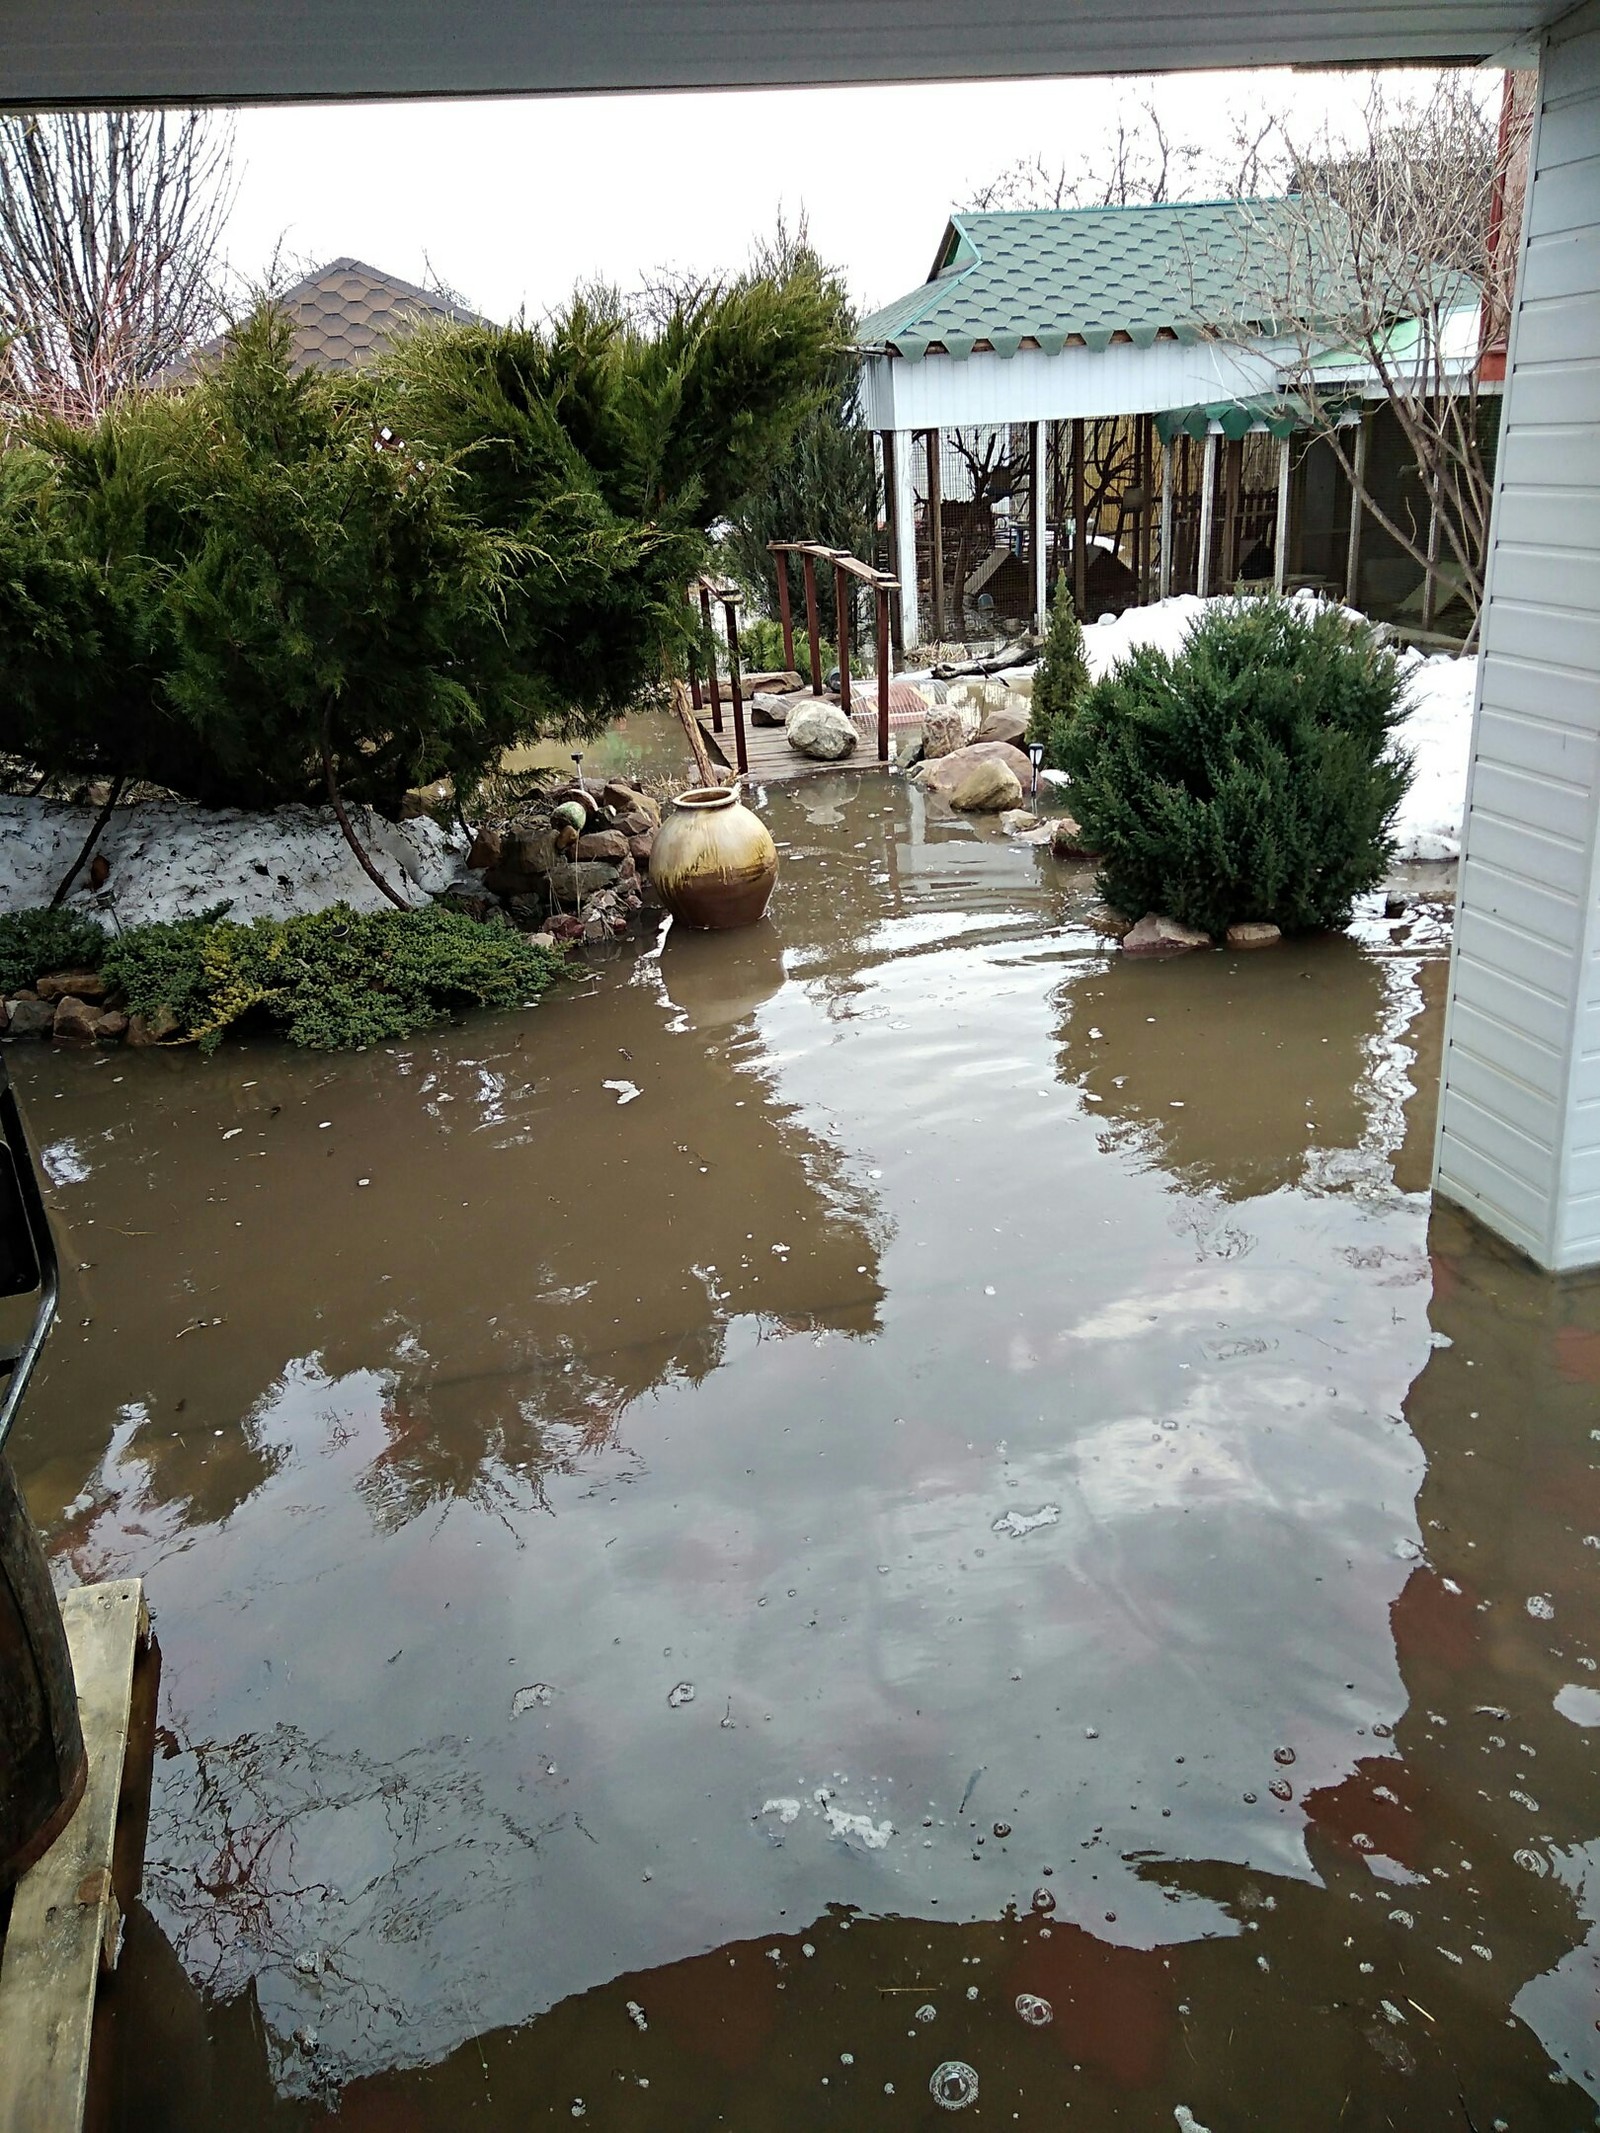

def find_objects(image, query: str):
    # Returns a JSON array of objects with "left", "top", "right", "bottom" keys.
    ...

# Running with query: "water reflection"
[{"left": 9, "top": 783, "right": 1600, "bottom": 2128}]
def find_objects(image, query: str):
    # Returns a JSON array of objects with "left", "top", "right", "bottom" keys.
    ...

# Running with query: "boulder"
[
  {"left": 974, "top": 706, "right": 1029, "bottom": 748},
  {"left": 1, "top": 999, "right": 55, "bottom": 1042},
  {"left": 786, "top": 703, "right": 858, "bottom": 761},
  {"left": 466, "top": 825, "right": 503, "bottom": 872},
  {"left": 126, "top": 1005, "right": 181, "bottom": 1046},
  {"left": 1226, "top": 921, "right": 1283, "bottom": 948},
  {"left": 1122, "top": 912, "right": 1212, "bottom": 957},
  {"left": 741, "top": 669, "right": 805, "bottom": 697},
  {"left": 574, "top": 829, "right": 630, "bottom": 865},
  {"left": 546, "top": 860, "right": 621, "bottom": 906},
  {"left": 1087, "top": 904, "right": 1134, "bottom": 939},
  {"left": 748, "top": 692, "right": 798, "bottom": 728},
  {"left": 52, "top": 994, "right": 104, "bottom": 1042},
  {"left": 1049, "top": 816, "right": 1093, "bottom": 859},
  {"left": 36, "top": 970, "right": 108, "bottom": 1002},
  {"left": 627, "top": 830, "right": 656, "bottom": 871},
  {"left": 950, "top": 760, "right": 1024, "bottom": 813},
  {"left": 916, "top": 741, "right": 1035, "bottom": 802},
  {"left": 602, "top": 781, "right": 660, "bottom": 827},
  {"left": 920, "top": 708, "right": 966, "bottom": 760},
  {"left": 96, "top": 1009, "right": 128, "bottom": 1040},
  {"left": 483, "top": 825, "right": 556, "bottom": 896},
  {"left": 999, "top": 809, "right": 1042, "bottom": 836}
]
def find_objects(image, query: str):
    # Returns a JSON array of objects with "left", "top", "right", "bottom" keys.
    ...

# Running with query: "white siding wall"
[
  {"left": 858, "top": 338, "right": 1280, "bottom": 432},
  {"left": 1435, "top": 0, "right": 1600, "bottom": 1271}
]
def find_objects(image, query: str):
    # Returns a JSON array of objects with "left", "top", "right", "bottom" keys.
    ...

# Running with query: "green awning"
[{"left": 1155, "top": 398, "right": 1304, "bottom": 444}]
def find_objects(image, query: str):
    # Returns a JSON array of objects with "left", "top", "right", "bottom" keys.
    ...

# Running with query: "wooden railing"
[{"left": 767, "top": 542, "right": 899, "bottom": 764}]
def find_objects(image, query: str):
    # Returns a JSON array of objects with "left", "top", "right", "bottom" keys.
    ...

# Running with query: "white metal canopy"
[{"left": 0, "top": 0, "right": 1558, "bottom": 106}]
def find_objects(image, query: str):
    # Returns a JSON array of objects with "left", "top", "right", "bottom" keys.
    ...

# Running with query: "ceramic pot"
[{"left": 650, "top": 786, "right": 778, "bottom": 932}]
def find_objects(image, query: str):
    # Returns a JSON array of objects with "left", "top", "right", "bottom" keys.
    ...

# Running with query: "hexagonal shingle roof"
[
  {"left": 856, "top": 200, "right": 1302, "bottom": 361},
  {"left": 171, "top": 258, "right": 489, "bottom": 380}
]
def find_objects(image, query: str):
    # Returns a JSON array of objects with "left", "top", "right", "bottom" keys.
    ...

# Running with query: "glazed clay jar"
[{"left": 649, "top": 786, "right": 778, "bottom": 931}]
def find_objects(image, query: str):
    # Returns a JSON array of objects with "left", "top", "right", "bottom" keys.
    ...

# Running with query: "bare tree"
[
  {"left": 1203, "top": 73, "right": 1528, "bottom": 628},
  {"left": 966, "top": 88, "right": 1278, "bottom": 214},
  {"left": 0, "top": 109, "right": 234, "bottom": 428}
]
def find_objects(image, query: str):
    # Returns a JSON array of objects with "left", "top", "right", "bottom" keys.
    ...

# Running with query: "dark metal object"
[
  {"left": 1028, "top": 740, "right": 1045, "bottom": 803},
  {"left": 0, "top": 1054, "right": 83, "bottom": 1888}
]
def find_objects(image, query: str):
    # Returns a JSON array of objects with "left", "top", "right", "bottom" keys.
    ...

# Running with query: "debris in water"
[
  {"left": 602, "top": 1080, "right": 642, "bottom": 1105},
  {"left": 1273, "top": 1746, "right": 1296, "bottom": 1765},
  {"left": 992, "top": 1504, "right": 1060, "bottom": 1540},
  {"left": 512, "top": 1683, "right": 554, "bottom": 1715},
  {"left": 1015, "top": 1993, "right": 1053, "bottom": 2026},
  {"left": 824, "top": 1802, "right": 894, "bottom": 1849},
  {"left": 761, "top": 1798, "right": 802, "bottom": 1824},
  {"left": 915, "top": 2003, "right": 938, "bottom": 2023},
  {"left": 625, "top": 2000, "right": 648, "bottom": 2031},
  {"left": 667, "top": 1681, "right": 695, "bottom": 1708},
  {"left": 1030, "top": 1887, "right": 1056, "bottom": 1914},
  {"left": 1526, "top": 1594, "right": 1555, "bottom": 1620},
  {"left": 929, "top": 2062, "right": 979, "bottom": 2111},
  {"left": 1173, "top": 2111, "right": 1213, "bottom": 2133}
]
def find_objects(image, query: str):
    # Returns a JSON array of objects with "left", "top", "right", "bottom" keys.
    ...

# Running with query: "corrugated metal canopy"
[{"left": 0, "top": 0, "right": 1554, "bottom": 106}]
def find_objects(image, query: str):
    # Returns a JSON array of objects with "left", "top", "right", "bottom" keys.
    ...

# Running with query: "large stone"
[
  {"left": 36, "top": 970, "right": 108, "bottom": 1002},
  {"left": 741, "top": 669, "right": 805, "bottom": 697},
  {"left": 786, "top": 703, "right": 858, "bottom": 761},
  {"left": 126, "top": 1004, "right": 181, "bottom": 1046},
  {"left": 52, "top": 994, "right": 104, "bottom": 1042},
  {"left": 1087, "top": 905, "right": 1134, "bottom": 939},
  {"left": 96, "top": 1009, "right": 128, "bottom": 1040},
  {"left": 466, "top": 825, "right": 502, "bottom": 872},
  {"left": 575, "top": 829, "right": 630, "bottom": 865},
  {"left": 1049, "top": 816, "right": 1093, "bottom": 859},
  {"left": 484, "top": 825, "right": 556, "bottom": 895},
  {"left": 920, "top": 708, "right": 967, "bottom": 760},
  {"left": 974, "top": 706, "right": 1029, "bottom": 748},
  {"left": 546, "top": 860, "right": 621, "bottom": 906},
  {"left": 916, "top": 741, "right": 1035, "bottom": 802},
  {"left": 748, "top": 692, "right": 798, "bottom": 728},
  {"left": 999, "top": 809, "right": 1042, "bottom": 836},
  {"left": 627, "top": 831, "right": 656, "bottom": 871},
  {"left": 602, "top": 782, "right": 660, "bottom": 827},
  {"left": 1122, "top": 912, "right": 1212, "bottom": 957},
  {"left": 950, "top": 760, "right": 1024, "bottom": 812},
  {"left": 1226, "top": 921, "right": 1283, "bottom": 948},
  {"left": 1, "top": 999, "right": 55, "bottom": 1041}
]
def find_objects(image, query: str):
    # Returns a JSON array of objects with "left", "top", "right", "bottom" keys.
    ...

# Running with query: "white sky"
[{"left": 223, "top": 69, "right": 1420, "bottom": 324}]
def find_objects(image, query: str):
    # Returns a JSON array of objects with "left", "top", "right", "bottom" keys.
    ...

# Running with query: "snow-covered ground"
[
  {"left": 0, "top": 798, "right": 471, "bottom": 930},
  {"left": 1074, "top": 592, "right": 1477, "bottom": 863}
]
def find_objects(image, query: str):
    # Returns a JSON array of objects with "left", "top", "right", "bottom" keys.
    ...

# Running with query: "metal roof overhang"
[{"left": 0, "top": 0, "right": 1557, "bottom": 108}]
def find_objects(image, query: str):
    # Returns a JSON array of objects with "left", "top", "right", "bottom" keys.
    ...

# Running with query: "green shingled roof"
[{"left": 857, "top": 199, "right": 1299, "bottom": 362}]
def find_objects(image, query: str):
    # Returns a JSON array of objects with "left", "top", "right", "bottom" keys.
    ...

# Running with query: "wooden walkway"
[
  {"left": 699, "top": 712, "right": 900, "bottom": 786},
  {"left": 0, "top": 1579, "right": 156, "bottom": 2133}
]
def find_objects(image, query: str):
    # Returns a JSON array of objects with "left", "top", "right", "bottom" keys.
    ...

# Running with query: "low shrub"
[
  {"left": 1027, "top": 576, "right": 1091, "bottom": 765},
  {"left": 1056, "top": 598, "right": 1411, "bottom": 938},
  {"left": 101, "top": 902, "right": 567, "bottom": 1052},
  {"left": 0, "top": 906, "right": 108, "bottom": 994}
]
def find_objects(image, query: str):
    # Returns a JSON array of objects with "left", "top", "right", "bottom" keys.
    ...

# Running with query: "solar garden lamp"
[{"left": 1028, "top": 740, "right": 1045, "bottom": 803}]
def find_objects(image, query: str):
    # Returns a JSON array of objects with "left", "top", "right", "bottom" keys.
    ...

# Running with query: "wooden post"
[
  {"left": 1221, "top": 436, "right": 1244, "bottom": 588},
  {"left": 876, "top": 585, "right": 891, "bottom": 763},
  {"left": 774, "top": 550, "right": 795, "bottom": 671},
  {"left": 801, "top": 551, "right": 823, "bottom": 694},
  {"left": 835, "top": 564, "right": 852, "bottom": 718},
  {"left": 1030, "top": 418, "right": 1048, "bottom": 633},
  {"left": 926, "top": 429, "right": 945, "bottom": 643},
  {"left": 1158, "top": 437, "right": 1174, "bottom": 600},
  {"left": 1071, "top": 416, "right": 1087, "bottom": 617},
  {"left": 1344, "top": 414, "right": 1371, "bottom": 608},
  {"left": 1273, "top": 433, "right": 1293, "bottom": 594},
  {"left": 698, "top": 585, "right": 723, "bottom": 732},
  {"left": 1134, "top": 413, "right": 1151, "bottom": 603},
  {"left": 721, "top": 596, "right": 749, "bottom": 778},
  {"left": 1196, "top": 430, "right": 1218, "bottom": 598}
]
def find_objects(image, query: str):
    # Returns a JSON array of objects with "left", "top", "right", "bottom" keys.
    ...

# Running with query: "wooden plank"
[{"left": 0, "top": 1578, "right": 148, "bottom": 2133}]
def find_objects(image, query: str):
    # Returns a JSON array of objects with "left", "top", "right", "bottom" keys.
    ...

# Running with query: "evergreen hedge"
[
  {"left": 1027, "top": 576, "right": 1092, "bottom": 766},
  {"left": 1056, "top": 599, "right": 1411, "bottom": 938}
]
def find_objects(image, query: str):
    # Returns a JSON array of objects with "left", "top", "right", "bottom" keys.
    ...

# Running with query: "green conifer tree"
[{"left": 1027, "top": 575, "right": 1092, "bottom": 768}]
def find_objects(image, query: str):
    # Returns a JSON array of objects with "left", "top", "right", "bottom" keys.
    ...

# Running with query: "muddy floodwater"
[{"left": 9, "top": 777, "right": 1600, "bottom": 2131}]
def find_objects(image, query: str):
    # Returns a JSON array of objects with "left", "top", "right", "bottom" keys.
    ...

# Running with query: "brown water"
[{"left": 8, "top": 779, "right": 1600, "bottom": 2132}]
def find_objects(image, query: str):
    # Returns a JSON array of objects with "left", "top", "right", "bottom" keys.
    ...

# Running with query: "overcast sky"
[{"left": 223, "top": 68, "right": 1431, "bottom": 325}]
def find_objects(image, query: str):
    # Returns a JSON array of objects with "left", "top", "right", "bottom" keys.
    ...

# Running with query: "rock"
[
  {"left": 1122, "top": 912, "right": 1212, "bottom": 957},
  {"left": 36, "top": 970, "right": 108, "bottom": 1002},
  {"left": 52, "top": 994, "right": 104, "bottom": 1042},
  {"left": 974, "top": 707, "right": 1029, "bottom": 748},
  {"left": 1000, "top": 809, "right": 1042, "bottom": 835},
  {"left": 627, "top": 831, "right": 656, "bottom": 871},
  {"left": 126, "top": 1005, "right": 181, "bottom": 1046},
  {"left": 466, "top": 825, "right": 502, "bottom": 871},
  {"left": 483, "top": 825, "right": 556, "bottom": 896},
  {"left": 1226, "top": 921, "right": 1282, "bottom": 948},
  {"left": 786, "top": 703, "right": 858, "bottom": 761},
  {"left": 96, "top": 1009, "right": 128, "bottom": 1039},
  {"left": 1049, "top": 816, "right": 1093, "bottom": 859},
  {"left": 602, "top": 782, "right": 660, "bottom": 827},
  {"left": 741, "top": 669, "right": 805, "bottom": 697},
  {"left": 950, "top": 760, "right": 1024, "bottom": 812},
  {"left": 1087, "top": 905, "right": 1134, "bottom": 939},
  {"left": 1, "top": 998, "right": 54, "bottom": 1042},
  {"left": 897, "top": 733, "right": 926, "bottom": 770},
  {"left": 611, "top": 808, "right": 656, "bottom": 838},
  {"left": 547, "top": 914, "right": 587, "bottom": 943},
  {"left": 437, "top": 881, "right": 497, "bottom": 921},
  {"left": 575, "top": 829, "right": 630, "bottom": 865},
  {"left": 546, "top": 860, "right": 621, "bottom": 906},
  {"left": 1383, "top": 894, "right": 1408, "bottom": 919},
  {"left": 916, "top": 741, "right": 1035, "bottom": 802},
  {"left": 748, "top": 692, "right": 796, "bottom": 728},
  {"left": 921, "top": 709, "right": 967, "bottom": 760}
]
